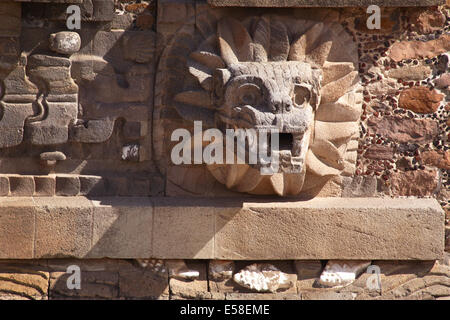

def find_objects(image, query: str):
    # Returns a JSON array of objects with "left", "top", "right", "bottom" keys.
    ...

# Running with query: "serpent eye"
[
  {"left": 238, "top": 83, "right": 262, "bottom": 106},
  {"left": 293, "top": 84, "right": 312, "bottom": 108}
]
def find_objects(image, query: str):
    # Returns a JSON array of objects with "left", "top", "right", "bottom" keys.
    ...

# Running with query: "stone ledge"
[
  {"left": 207, "top": 0, "right": 446, "bottom": 7},
  {"left": 0, "top": 197, "right": 444, "bottom": 260}
]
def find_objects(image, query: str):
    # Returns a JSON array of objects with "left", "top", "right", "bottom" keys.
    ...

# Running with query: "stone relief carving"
[
  {"left": 154, "top": 15, "right": 362, "bottom": 196},
  {"left": 0, "top": 28, "right": 155, "bottom": 157}
]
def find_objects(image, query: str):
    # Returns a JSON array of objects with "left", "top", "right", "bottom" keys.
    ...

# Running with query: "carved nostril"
[
  {"left": 272, "top": 103, "right": 279, "bottom": 112},
  {"left": 285, "top": 104, "right": 292, "bottom": 112}
]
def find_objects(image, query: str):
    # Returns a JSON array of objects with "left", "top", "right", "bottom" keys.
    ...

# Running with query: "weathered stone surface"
[
  {"left": 34, "top": 176, "right": 56, "bottom": 196},
  {"left": 408, "top": 8, "right": 446, "bottom": 34},
  {"left": 367, "top": 116, "right": 439, "bottom": 144},
  {"left": 0, "top": 197, "right": 445, "bottom": 261},
  {"left": 34, "top": 197, "right": 93, "bottom": 258},
  {"left": 421, "top": 151, "right": 450, "bottom": 170},
  {"left": 0, "top": 176, "right": 9, "bottom": 196},
  {"left": 386, "top": 65, "right": 432, "bottom": 81},
  {"left": 40, "top": 151, "right": 66, "bottom": 161},
  {"left": 50, "top": 271, "right": 118, "bottom": 299},
  {"left": 435, "top": 73, "right": 450, "bottom": 89},
  {"left": 152, "top": 199, "right": 214, "bottom": 259},
  {"left": 207, "top": 0, "right": 445, "bottom": 7},
  {"left": 399, "top": 87, "right": 444, "bottom": 114},
  {"left": 0, "top": 198, "right": 35, "bottom": 259},
  {"left": 214, "top": 198, "right": 444, "bottom": 260},
  {"left": 88, "top": 198, "right": 153, "bottom": 259},
  {"left": 446, "top": 226, "right": 450, "bottom": 252},
  {"left": 55, "top": 175, "right": 80, "bottom": 196},
  {"left": 49, "top": 32, "right": 81, "bottom": 55},
  {"left": 389, "top": 34, "right": 450, "bottom": 62},
  {"left": 79, "top": 176, "right": 105, "bottom": 196},
  {"left": 0, "top": 264, "right": 49, "bottom": 300},
  {"left": 0, "top": 2, "right": 21, "bottom": 37},
  {"left": 364, "top": 145, "right": 395, "bottom": 160},
  {"left": 390, "top": 169, "right": 439, "bottom": 197},
  {"left": 8, "top": 175, "right": 35, "bottom": 196},
  {"left": 119, "top": 267, "right": 169, "bottom": 299}
]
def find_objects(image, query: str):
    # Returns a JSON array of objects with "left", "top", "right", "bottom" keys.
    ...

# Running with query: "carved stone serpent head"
[{"left": 155, "top": 15, "right": 362, "bottom": 196}]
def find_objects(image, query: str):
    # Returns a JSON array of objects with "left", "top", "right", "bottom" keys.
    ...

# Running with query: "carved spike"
[
  {"left": 270, "top": 173, "right": 285, "bottom": 196},
  {"left": 322, "top": 61, "right": 355, "bottom": 86},
  {"left": 252, "top": 17, "right": 270, "bottom": 62},
  {"left": 289, "top": 36, "right": 306, "bottom": 62},
  {"left": 306, "top": 40, "right": 333, "bottom": 67},
  {"left": 320, "top": 71, "right": 359, "bottom": 104},
  {"left": 315, "top": 90, "right": 363, "bottom": 123},
  {"left": 188, "top": 60, "right": 213, "bottom": 91},
  {"left": 310, "top": 139, "right": 346, "bottom": 171},
  {"left": 174, "top": 90, "right": 212, "bottom": 108},
  {"left": 289, "top": 23, "right": 325, "bottom": 62},
  {"left": 305, "top": 150, "right": 341, "bottom": 177},
  {"left": 269, "top": 20, "right": 289, "bottom": 61},
  {"left": 313, "top": 121, "right": 359, "bottom": 146},
  {"left": 190, "top": 51, "right": 226, "bottom": 70},
  {"left": 218, "top": 17, "right": 253, "bottom": 64}
]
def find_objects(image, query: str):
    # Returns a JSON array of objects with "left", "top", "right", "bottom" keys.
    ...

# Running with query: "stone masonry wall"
[
  {"left": 0, "top": 255, "right": 449, "bottom": 300},
  {"left": 0, "top": 0, "right": 449, "bottom": 300}
]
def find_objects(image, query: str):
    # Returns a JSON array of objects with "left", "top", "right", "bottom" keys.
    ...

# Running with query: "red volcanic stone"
[
  {"left": 363, "top": 145, "right": 395, "bottom": 160},
  {"left": 398, "top": 86, "right": 444, "bottom": 114},
  {"left": 367, "top": 116, "right": 439, "bottom": 144},
  {"left": 390, "top": 169, "right": 438, "bottom": 197},
  {"left": 389, "top": 34, "right": 450, "bottom": 62},
  {"left": 421, "top": 151, "right": 450, "bottom": 170}
]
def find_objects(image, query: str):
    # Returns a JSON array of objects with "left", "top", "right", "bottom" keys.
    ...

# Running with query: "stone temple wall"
[{"left": 0, "top": 0, "right": 448, "bottom": 300}]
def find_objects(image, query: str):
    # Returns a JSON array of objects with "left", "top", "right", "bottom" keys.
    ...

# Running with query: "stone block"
[
  {"left": 34, "top": 176, "right": 56, "bottom": 196},
  {"left": 127, "top": 177, "right": 150, "bottom": 196},
  {"left": 0, "top": 198, "right": 35, "bottom": 259},
  {"left": 56, "top": 175, "right": 80, "bottom": 196},
  {"left": 152, "top": 198, "right": 215, "bottom": 259},
  {"left": 342, "top": 176, "right": 378, "bottom": 197},
  {"left": 0, "top": 176, "right": 9, "bottom": 196},
  {"left": 158, "top": 0, "right": 195, "bottom": 25},
  {"left": 104, "top": 176, "right": 128, "bottom": 196},
  {"left": 0, "top": 2, "right": 21, "bottom": 37},
  {"left": 79, "top": 175, "right": 105, "bottom": 196},
  {"left": 50, "top": 270, "right": 118, "bottom": 299},
  {"left": 88, "top": 198, "right": 153, "bottom": 258},
  {"left": 119, "top": 267, "right": 169, "bottom": 299},
  {"left": 214, "top": 198, "right": 444, "bottom": 260},
  {"left": 34, "top": 197, "right": 93, "bottom": 258},
  {"left": 8, "top": 175, "right": 35, "bottom": 196}
]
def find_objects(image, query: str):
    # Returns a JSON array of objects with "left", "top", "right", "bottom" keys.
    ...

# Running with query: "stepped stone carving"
[{"left": 155, "top": 15, "right": 362, "bottom": 196}]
